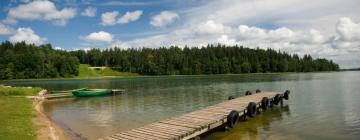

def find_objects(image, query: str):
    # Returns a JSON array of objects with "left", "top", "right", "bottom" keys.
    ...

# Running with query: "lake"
[{"left": 2, "top": 71, "right": 360, "bottom": 140}]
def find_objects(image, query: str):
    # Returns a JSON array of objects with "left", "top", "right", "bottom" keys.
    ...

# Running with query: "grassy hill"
[{"left": 77, "top": 64, "right": 140, "bottom": 78}]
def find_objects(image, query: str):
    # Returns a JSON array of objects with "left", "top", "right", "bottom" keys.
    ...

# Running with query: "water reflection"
[
  {"left": 2, "top": 73, "right": 325, "bottom": 91},
  {"left": 2, "top": 72, "right": 360, "bottom": 140}
]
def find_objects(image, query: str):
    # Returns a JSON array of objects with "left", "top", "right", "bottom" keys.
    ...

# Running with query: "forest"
[
  {"left": 0, "top": 41, "right": 79, "bottom": 80},
  {"left": 0, "top": 41, "right": 339, "bottom": 80},
  {"left": 71, "top": 44, "right": 339, "bottom": 75}
]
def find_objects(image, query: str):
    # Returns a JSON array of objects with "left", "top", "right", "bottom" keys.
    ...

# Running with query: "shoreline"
[
  {"left": 33, "top": 98, "right": 67, "bottom": 140},
  {"left": 0, "top": 71, "right": 340, "bottom": 82}
]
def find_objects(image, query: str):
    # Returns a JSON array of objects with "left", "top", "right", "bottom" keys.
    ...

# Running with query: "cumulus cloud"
[
  {"left": 237, "top": 25, "right": 267, "bottom": 39},
  {"left": 236, "top": 25, "right": 326, "bottom": 44},
  {"left": 330, "top": 17, "right": 360, "bottom": 54},
  {"left": 9, "top": 27, "right": 46, "bottom": 44},
  {"left": 217, "top": 35, "right": 237, "bottom": 46},
  {"left": 101, "top": 10, "right": 143, "bottom": 26},
  {"left": 196, "top": 20, "right": 231, "bottom": 35},
  {"left": 0, "top": 23, "right": 14, "bottom": 35},
  {"left": 100, "top": 11, "right": 119, "bottom": 26},
  {"left": 3, "top": 0, "right": 77, "bottom": 26},
  {"left": 81, "top": 7, "right": 96, "bottom": 17},
  {"left": 150, "top": 11, "right": 179, "bottom": 28},
  {"left": 118, "top": 10, "right": 143, "bottom": 24},
  {"left": 111, "top": 40, "right": 131, "bottom": 49},
  {"left": 81, "top": 31, "right": 113, "bottom": 43},
  {"left": 336, "top": 17, "right": 360, "bottom": 41}
]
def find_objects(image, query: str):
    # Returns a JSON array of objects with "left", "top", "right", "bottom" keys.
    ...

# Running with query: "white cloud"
[
  {"left": 4, "top": 0, "right": 77, "bottom": 26},
  {"left": 336, "top": 17, "right": 360, "bottom": 41},
  {"left": 0, "top": 23, "right": 14, "bottom": 35},
  {"left": 81, "top": 31, "right": 113, "bottom": 43},
  {"left": 9, "top": 27, "right": 46, "bottom": 44},
  {"left": 238, "top": 25, "right": 267, "bottom": 39},
  {"left": 150, "top": 11, "right": 179, "bottom": 28},
  {"left": 100, "top": 11, "right": 119, "bottom": 26},
  {"left": 217, "top": 35, "right": 236, "bottom": 46},
  {"left": 196, "top": 20, "right": 231, "bottom": 35},
  {"left": 111, "top": 40, "right": 130, "bottom": 49},
  {"left": 330, "top": 17, "right": 360, "bottom": 55},
  {"left": 101, "top": 10, "right": 143, "bottom": 26},
  {"left": 81, "top": 7, "right": 96, "bottom": 17},
  {"left": 118, "top": 10, "right": 143, "bottom": 24}
]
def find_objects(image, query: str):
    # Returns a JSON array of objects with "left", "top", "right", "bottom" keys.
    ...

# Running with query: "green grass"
[
  {"left": 77, "top": 64, "right": 139, "bottom": 78},
  {"left": 0, "top": 86, "right": 41, "bottom": 140}
]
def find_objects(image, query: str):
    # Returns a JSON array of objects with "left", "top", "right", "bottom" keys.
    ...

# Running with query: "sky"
[{"left": 0, "top": 0, "right": 360, "bottom": 68}]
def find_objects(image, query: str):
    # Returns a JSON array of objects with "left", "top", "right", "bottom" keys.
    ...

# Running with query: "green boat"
[
  {"left": 49, "top": 88, "right": 87, "bottom": 94},
  {"left": 72, "top": 89, "right": 113, "bottom": 97}
]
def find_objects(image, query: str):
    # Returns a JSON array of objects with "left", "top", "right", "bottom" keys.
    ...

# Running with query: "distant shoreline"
[
  {"left": 340, "top": 68, "right": 360, "bottom": 71},
  {"left": 0, "top": 71, "right": 342, "bottom": 82}
]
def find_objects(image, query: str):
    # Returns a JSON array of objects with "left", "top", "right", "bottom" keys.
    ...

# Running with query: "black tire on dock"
[
  {"left": 256, "top": 89, "right": 261, "bottom": 93},
  {"left": 283, "top": 90, "right": 290, "bottom": 100},
  {"left": 270, "top": 100, "right": 274, "bottom": 108},
  {"left": 245, "top": 91, "right": 252, "bottom": 96},
  {"left": 227, "top": 110, "right": 239, "bottom": 128},
  {"left": 261, "top": 97, "right": 269, "bottom": 110},
  {"left": 273, "top": 94, "right": 282, "bottom": 105},
  {"left": 228, "top": 96, "right": 235, "bottom": 100},
  {"left": 247, "top": 102, "right": 257, "bottom": 117}
]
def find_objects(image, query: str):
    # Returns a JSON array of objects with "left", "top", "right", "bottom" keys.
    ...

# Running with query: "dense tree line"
[
  {"left": 0, "top": 41, "right": 79, "bottom": 80},
  {"left": 0, "top": 41, "right": 339, "bottom": 80},
  {"left": 71, "top": 44, "right": 339, "bottom": 75}
]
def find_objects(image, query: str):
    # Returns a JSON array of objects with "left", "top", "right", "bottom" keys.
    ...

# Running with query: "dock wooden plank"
[
  {"left": 130, "top": 130, "right": 171, "bottom": 140},
  {"left": 100, "top": 91, "right": 283, "bottom": 140},
  {"left": 150, "top": 123, "right": 195, "bottom": 132},
  {"left": 137, "top": 127, "right": 183, "bottom": 137}
]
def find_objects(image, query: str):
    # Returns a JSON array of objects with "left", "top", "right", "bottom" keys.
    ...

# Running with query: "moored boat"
[
  {"left": 49, "top": 88, "right": 87, "bottom": 94},
  {"left": 72, "top": 89, "right": 113, "bottom": 97}
]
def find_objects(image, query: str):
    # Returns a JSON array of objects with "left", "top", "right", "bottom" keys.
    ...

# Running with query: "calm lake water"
[{"left": 2, "top": 72, "right": 360, "bottom": 140}]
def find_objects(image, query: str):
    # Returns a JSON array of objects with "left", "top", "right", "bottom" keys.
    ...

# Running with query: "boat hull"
[{"left": 72, "top": 89, "right": 113, "bottom": 97}]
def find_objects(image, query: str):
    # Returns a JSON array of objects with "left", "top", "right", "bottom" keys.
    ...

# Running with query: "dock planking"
[{"left": 100, "top": 91, "right": 287, "bottom": 140}]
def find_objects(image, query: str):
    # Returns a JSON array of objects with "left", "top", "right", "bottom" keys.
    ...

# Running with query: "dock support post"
[{"left": 242, "top": 110, "right": 247, "bottom": 121}]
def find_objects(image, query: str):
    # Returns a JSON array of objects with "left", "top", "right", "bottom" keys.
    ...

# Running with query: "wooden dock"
[
  {"left": 100, "top": 91, "right": 289, "bottom": 140},
  {"left": 43, "top": 89, "right": 126, "bottom": 99}
]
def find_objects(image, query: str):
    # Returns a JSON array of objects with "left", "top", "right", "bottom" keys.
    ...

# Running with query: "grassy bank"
[
  {"left": 0, "top": 85, "right": 41, "bottom": 140},
  {"left": 0, "top": 64, "right": 141, "bottom": 81},
  {"left": 77, "top": 64, "right": 140, "bottom": 78}
]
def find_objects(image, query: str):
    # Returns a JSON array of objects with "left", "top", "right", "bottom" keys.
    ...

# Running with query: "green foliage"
[
  {"left": 0, "top": 41, "right": 79, "bottom": 80},
  {"left": 71, "top": 44, "right": 339, "bottom": 75},
  {"left": 241, "top": 61, "right": 251, "bottom": 73},
  {"left": 0, "top": 86, "right": 41, "bottom": 140}
]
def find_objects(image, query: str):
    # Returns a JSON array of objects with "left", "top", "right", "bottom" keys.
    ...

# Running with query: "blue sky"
[
  {"left": 0, "top": 0, "right": 195, "bottom": 48},
  {"left": 0, "top": 0, "right": 360, "bottom": 68}
]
